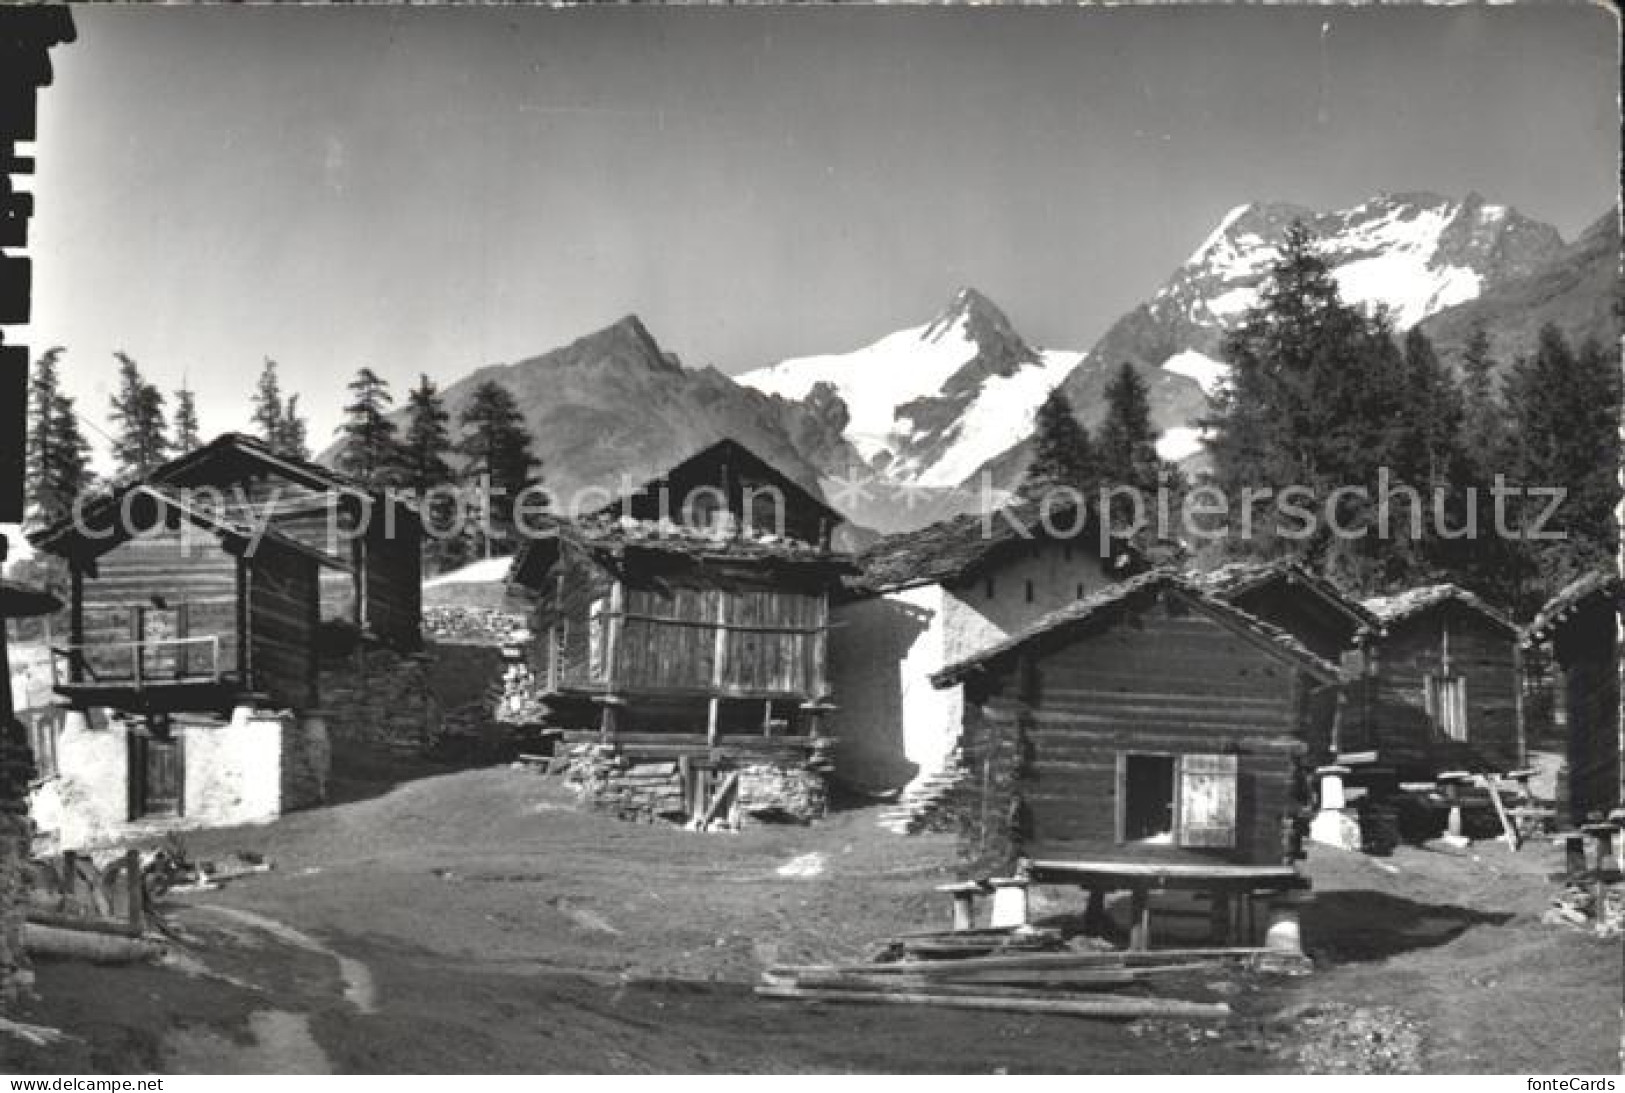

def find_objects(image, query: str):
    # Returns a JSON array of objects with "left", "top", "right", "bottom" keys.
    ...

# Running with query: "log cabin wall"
[
  {"left": 949, "top": 595, "right": 1312, "bottom": 874},
  {"left": 245, "top": 545, "right": 320, "bottom": 709},
  {"left": 1356, "top": 606, "right": 1521, "bottom": 775},
  {"left": 76, "top": 525, "right": 241, "bottom": 683},
  {"left": 363, "top": 515, "right": 424, "bottom": 650},
  {"left": 1552, "top": 603, "right": 1621, "bottom": 824}
]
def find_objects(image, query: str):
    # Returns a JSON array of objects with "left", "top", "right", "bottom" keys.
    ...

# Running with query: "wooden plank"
[
  {"left": 754, "top": 985, "right": 1230, "bottom": 1019},
  {"left": 766, "top": 948, "right": 1270, "bottom": 978}
]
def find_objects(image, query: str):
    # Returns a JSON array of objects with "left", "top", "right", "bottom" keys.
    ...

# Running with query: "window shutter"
[{"left": 1177, "top": 753, "right": 1238, "bottom": 848}]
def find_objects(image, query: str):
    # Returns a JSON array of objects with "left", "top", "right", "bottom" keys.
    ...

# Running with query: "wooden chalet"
[
  {"left": 506, "top": 440, "right": 852, "bottom": 823},
  {"left": 1524, "top": 572, "right": 1622, "bottom": 825},
  {"left": 31, "top": 484, "right": 335, "bottom": 714},
  {"left": 1194, "top": 560, "right": 1378, "bottom": 667},
  {"left": 1351, "top": 584, "right": 1524, "bottom": 779},
  {"left": 33, "top": 432, "right": 424, "bottom": 651},
  {"left": 929, "top": 570, "right": 1339, "bottom": 872}
]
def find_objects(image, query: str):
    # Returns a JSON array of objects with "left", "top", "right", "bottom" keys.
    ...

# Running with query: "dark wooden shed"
[
  {"left": 32, "top": 484, "right": 332, "bottom": 713},
  {"left": 506, "top": 440, "right": 854, "bottom": 823},
  {"left": 33, "top": 433, "right": 425, "bottom": 650},
  {"left": 929, "top": 570, "right": 1338, "bottom": 873},
  {"left": 1353, "top": 584, "right": 1523, "bottom": 779},
  {"left": 1525, "top": 572, "right": 1622, "bottom": 825}
]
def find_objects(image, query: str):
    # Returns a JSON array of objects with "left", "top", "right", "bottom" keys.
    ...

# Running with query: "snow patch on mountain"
[
  {"left": 1162, "top": 349, "right": 1229, "bottom": 396},
  {"left": 898, "top": 348, "right": 1082, "bottom": 487},
  {"left": 742, "top": 313, "right": 983, "bottom": 466},
  {"left": 1156, "top": 426, "right": 1207, "bottom": 464}
]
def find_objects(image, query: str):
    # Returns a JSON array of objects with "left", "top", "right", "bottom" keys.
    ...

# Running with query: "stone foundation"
[
  {"left": 318, "top": 641, "right": 440, "bottom": 755},
  {"left": 29, "top": 704, "right": 328, "bottom": 852},
  {"left": 561, "top": 744, "right": 828, "bottom": 826},
  {"left": 1, "top": 717, "right": 36, "bottom": 1004}
]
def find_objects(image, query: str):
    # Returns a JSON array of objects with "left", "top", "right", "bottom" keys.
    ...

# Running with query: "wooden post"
[
  {"left": 709, "top": 591, "right": 728, "bottom": 746},
  {"left": 125, "top": 848, "right": 144, "bottom": 935},
  {"left": 1209, "top": 891, "right": 1231, "bottom": 947},
  {"left": 1129, "top": 888, "right": 1151, "bottom": 951},
  {"left": 61, "top": 851, "right": 76, "bottom": 900},
  {"left": 1083, "top": 888, "right": 1111, "bottom": 937}
]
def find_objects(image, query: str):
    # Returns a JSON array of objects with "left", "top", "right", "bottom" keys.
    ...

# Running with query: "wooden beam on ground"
[
  {"left": 767, "top": 948, "right": 1271, "bottom": 979},
  {"left": 755, "top": 984, "right": 1230, "bottom": 1019},
  {"left": 1476, "top": 774, "right": 1521, "bottom": 851}
]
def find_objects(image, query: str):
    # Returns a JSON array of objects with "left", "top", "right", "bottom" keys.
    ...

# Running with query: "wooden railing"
[{"left": 51, "top": 634, "right": 223, "bottom": 689}]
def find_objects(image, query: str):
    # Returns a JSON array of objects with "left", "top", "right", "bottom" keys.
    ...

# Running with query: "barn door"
[
  {"left": 1177, "top": 753, "right": 1238, "bottom": 848},
  {"left": 128, "top": 725, "right": 184, "bottom": 820}
]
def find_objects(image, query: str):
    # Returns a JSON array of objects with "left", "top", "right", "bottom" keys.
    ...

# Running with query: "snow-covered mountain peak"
[{"left": 738, "top": 288, "right": 1073, "bottom": 488}]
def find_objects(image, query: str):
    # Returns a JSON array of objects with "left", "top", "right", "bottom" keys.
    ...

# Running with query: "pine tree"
[
  {"left": 333, "top": 367, "right": 403, "bottom": 487},
  {"left": 1396, "top": 327, "right": 1464, "bottom": 491},
  {"left": 24, "top": 346, "right": 91, "bottom": 528},
  {"left": 251, "top": 357, "right": 284, "bottom": 445},
  {"left": 399, "top": 374, "right": 462, "bottom": 572},
  {"left": 1504, "top": 324, "right": 1621, "bottom": 586},
  {"left": 457, "top": 380, "right": 543, "bottom": 557},
  {"left": 278, "top": 394, "right": 310, "bottom": 460},
  {"left": 1458, "top": 324, "right": 1505, "bottom": 478},
  {"left": 400, "top": 374, "right": 454, "bottom": 491},
  {"left": 1098, "top": 362, "right": 1163, "bottom": 494},
  {"left": 251, "top": 359, "right": 310, "bottom": 459},
  {"left": 173, "top": 386, "right": 202, "bottom": 451},
  {"left": 1205, "top": 221, "right": 1425, "bottom": 586},
  {"left": 108, "top": 351, "right": 170, "bottom": 478},
  {"left": 1020, "top": 388, "right": 1100, "bottom": 500}
]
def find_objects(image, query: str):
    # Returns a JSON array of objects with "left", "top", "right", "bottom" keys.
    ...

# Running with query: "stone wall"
[
  {"left": 560, "top": 743, "right": 829, "bottom": 826},
  {"left": 1, "top": 716, "right": 36, "bottom": 1004},
  {"left": 319, "top": 641, "right": 440, "bottom": 755}
]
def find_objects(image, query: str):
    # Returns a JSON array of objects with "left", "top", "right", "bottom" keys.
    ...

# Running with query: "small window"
[
  {"left": 1075, "top": 583, "right": 1085, "bottom": 599},
  {"left": 1425, "top": 674, "right": 1468, "bottom": 741},
  {"left": 1118, "top": 752, "right": 1238, "bottom": 848},
  {"left": 985, "top": 577, "right": 996, "bottom": 600},
  {"left": 1024, "top": 579, "right": 1035, "bottom": 604},
  {"left": 1122, "top": 755, "right": 1177, "bottom": 842}
]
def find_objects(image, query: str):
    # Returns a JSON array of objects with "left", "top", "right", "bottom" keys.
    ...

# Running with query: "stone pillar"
[
  {"left": 988, "top": 876, "right": 1030, "bottom": 929},
  {"left": 1308, "top": 764, "right": 1362, "bottom": 850}
]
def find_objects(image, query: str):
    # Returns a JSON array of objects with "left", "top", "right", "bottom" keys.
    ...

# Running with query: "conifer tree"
[
  {"left": 333, "top": 367, "right": 403, "bottom": 487},
  {"left": 24, "top": 346, "right": 91, "bottom": 528},
  {"left": 457, "top": 380, "right": 542, "bottom": 557},
  {"left": 1020, "top": 388, "right": 1100, "bottom": 500},
  {"left": 1504, "top": 324, "right": 1621, "bottom": 583},
  {"left": 1098, "top": 362, "right": 1163, "bottom": 494},
  {"left": 173, "top": 386, "right": 202, "bottom": 452},
  {"left": 251, "top": 357, "right": 284, "bottom": 445},
  {"left": 400, "top": 374, "right": 454, "bottom": 491},
  {"left": 400, "top": 374, "right": 461, "bottom": 572},
  {"left": 108, "top": 351, "right": 170, "bottom": 478},
  {"left": 278, "top": 394, "right": 310, "bottom": 460},
  {"left": 251, "top": 358, "right": 310, "bottom": 459},
  {"left": 1457, "top": 324, "right": 1505, "bottom": 479}
]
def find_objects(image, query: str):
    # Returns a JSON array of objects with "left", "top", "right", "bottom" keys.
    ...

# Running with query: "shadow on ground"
[{"left": 1304, "top": 889, "right": 1514, "bottom": 964}]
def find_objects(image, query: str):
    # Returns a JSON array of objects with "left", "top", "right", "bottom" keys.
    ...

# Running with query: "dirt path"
[{"left": 6, "top": 767, "right": 1619, "bottom": 1072}]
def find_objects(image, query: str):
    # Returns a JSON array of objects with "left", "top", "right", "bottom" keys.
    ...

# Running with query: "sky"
[{"left": 16, "top": 3, "right": 1620, "bottom": 470}]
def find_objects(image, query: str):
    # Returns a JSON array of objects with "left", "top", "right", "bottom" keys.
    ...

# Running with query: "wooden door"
[{"left": 129, "top": 729, "right": 184, "bottom": 819}]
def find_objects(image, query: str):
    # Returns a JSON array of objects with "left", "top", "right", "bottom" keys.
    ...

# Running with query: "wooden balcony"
[{"left": 51, "top": 634, "right": 244, "bottom": 710}]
